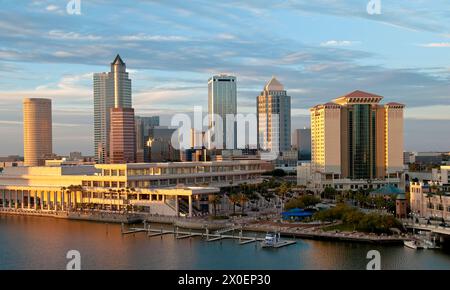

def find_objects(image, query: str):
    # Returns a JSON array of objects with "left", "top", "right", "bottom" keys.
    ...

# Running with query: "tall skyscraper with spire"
[
  {"left": 93, "top": 54, "right": 132, "bottom": 163},
  {"left": 257, "top": 77, "right": 291, "bottom": 153}
]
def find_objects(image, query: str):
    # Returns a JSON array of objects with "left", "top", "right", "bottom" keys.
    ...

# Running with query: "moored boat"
[
  {"left": 261, "top": 232, "right": 281, "bottom": 248},
  {"left": 404, "top": 240, "right": 425, "bottom": 250}
]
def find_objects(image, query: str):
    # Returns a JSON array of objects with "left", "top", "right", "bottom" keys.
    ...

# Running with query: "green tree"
[
  {"left": 238, "top": 193, "right": 249, "bottom": 214},
  {"left": 270, "top": 169, "right": 286, "bottom": 177},
  {"left": 228, "top": 194, "right": 239, "bottom": 215},
  {"left": 322, "top": 187, "right": 337, "bottom": 200},
  {"left": 284, "top": 195, "right": 320, "bottom": 210},
  {"left": 208, "top": 194, "right": 222, "bottom": 216}
]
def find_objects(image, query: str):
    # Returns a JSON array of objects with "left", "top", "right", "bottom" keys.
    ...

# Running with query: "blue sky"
[{"left": 0, "top": 0, "right": 449, "bottom": 155}]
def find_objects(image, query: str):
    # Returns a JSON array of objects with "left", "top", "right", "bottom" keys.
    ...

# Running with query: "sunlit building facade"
[
  {"left": 410, "top": 181, "right": 450, "bottom": 221},
  {"left": 109, "top": 108, "right": 136, "bottom": 164},
  {"left": 0, "top": 160, "right": 265, "bottom": 217},
  {"left": 257, "top": 77, "right": 291, "bottom": 153},
  {"left": 23, "top": 98, "right": 53, "bottom": 166},
  {"left": 94, "top": 55, "right": 132, "bottom": 163},
  {"left": 309, "top": 90, "right": 405, "bottom": 191},
  {"left": 208, "top": 74, "right": 237, "bottom": 149}
]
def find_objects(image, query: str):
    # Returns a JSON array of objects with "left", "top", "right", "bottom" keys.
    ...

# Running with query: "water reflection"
[{"left": 1, "top": 215, "right": 449, "bottom": 270}]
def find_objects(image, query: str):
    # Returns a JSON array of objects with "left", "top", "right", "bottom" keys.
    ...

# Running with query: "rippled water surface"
[{"left": 1, "top": 215, "right": 449, "bottom": 270}]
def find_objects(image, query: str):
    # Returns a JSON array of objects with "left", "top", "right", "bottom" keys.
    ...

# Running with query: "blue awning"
[{"left": 281, "top": 208, "right": 314, "bottom": 217}]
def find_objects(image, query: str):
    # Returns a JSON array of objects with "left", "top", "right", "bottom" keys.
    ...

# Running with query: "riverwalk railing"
[{"left": 403, "top": 222, "right": 450, "bottom": 236}]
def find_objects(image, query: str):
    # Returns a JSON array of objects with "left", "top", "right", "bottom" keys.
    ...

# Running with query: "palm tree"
[
  {"left": 238, "top": 193, "right": 249, "bottom": 215},
  {"left": 60, "top": 187, "right": 66, "bottom": 210},
  {"left": 427, "top": 184, "right": 438, "bottom": 219},
  {"left": 208, "top": 194, "right": 221, "bottom": 216},
  {"left": 434, "top": 187, "right": 445, "bottom": 222},
  {"left": 229, "top": 194, "right": 239, "bottom": 215},
  {"left": 65, "top": 186, "right": 73, "bottom": 211},
  {"left": 276, "top": 182, "right": 291, "bottom": 209}
]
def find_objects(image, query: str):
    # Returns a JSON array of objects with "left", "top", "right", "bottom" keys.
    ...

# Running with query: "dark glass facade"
[{"left": 348, "top": 104, "right": 376, "bottom": 179}]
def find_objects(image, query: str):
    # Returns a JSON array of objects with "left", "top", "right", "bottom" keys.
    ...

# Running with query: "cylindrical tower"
[{"left": 23, "top": 98, "right": 52, "bottom": 166}]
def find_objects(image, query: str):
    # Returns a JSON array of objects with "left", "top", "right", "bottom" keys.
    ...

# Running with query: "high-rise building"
[
  {"left": 208, "top": 74, "right": 237, "bottom": 149},
  {"left": 110, "top": 108, "right": 136, "bottom": 164},
  {"left": 94, "top": 54, "right": 132, "bottom": 163},
  {"left": 293, "top": 128, "right": 311, "bottom": 161},
  {"left": 23, "top": 98, "right": 52, "bottom": 166},
  {"left": 135, "top": 116, "right": 160, "bottom": 162},
  {"left": 257, "top": 77, "right": 291, "bottom": 153},
  {"left": 69, "top": 151, "right": 83, "bottom": 161},
  {"left": 191, "top": 128, "right": 206, "bottom": 149},
  {"left": 310, "top": 102, "right": 342, "bottom": 176},
  {"left": 147, "top": 126, "right": 180, "bottom": 162},
  {"left": 310, "top": 90, "right": 405, "bottom": 186}
]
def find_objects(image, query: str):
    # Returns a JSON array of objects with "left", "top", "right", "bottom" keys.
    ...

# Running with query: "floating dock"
[{"left": 120, "top": 223, "right": 296, "bottom": 248}]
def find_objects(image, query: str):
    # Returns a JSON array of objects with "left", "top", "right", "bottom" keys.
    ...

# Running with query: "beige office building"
[
  {"left": 410, "top": 181, "right": 450, "bottom": 221},
  {"left": 23, "top": 98, "right": 52, "bottom": 166},
  {"left": 0, "top": 160, "right": 265, "bottom": 217},
  {"left": 308, "top": 90, "right": 405, "bottom": 191}
]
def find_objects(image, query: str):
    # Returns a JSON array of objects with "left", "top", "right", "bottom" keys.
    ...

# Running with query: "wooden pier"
[{"left": 120, "top": 223, "right": 296, "bottom": 248}]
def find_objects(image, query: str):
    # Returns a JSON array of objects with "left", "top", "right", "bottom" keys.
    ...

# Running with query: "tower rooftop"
[
  {"left": 265, "top": 76, "right": 284, "bottom": 91},
  {"left": 112, "top": 54, "right": 125, "bottom": 65},
  {"left": 333, "top": 90, "right": 383, "bottom": 105}
]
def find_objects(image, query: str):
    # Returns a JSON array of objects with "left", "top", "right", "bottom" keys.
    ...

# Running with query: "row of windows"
[
  {"left": 81, "top": 192, "right": 164, "bottom": 201},
  {"left": 427, "top": 203, "right": 450, "bottom": 212},
  {"left": 322, "top": 183, "right": 397, "bottom": 190},
  {"left": 103, "top": 169, "right": 126, "bottom": 176},
  {"left": 101, "top": 165, "right": 261, "bottom": 177},
  {"left": 82, "top": 174, "right": 260, "bottom": 189}
]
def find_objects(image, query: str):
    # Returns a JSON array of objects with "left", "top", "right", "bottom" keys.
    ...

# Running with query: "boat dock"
[{"left": 121, "top": 222, "right": 296, "bottom": 248}]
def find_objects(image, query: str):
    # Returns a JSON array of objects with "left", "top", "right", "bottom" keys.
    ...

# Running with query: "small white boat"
[
  {"left": 261, "top": 232, "right": 281, "bottom": 248},
  {"left": 404, "top": 240, "right": 426, "bottom": 250}
]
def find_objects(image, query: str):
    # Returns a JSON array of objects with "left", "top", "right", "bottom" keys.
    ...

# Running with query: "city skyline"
[
  {"left": 1, "top": 2, "right": 450, "bottom": 272},
  {"left": 0, "top": 1, "right": 450, "bottom": 155}
]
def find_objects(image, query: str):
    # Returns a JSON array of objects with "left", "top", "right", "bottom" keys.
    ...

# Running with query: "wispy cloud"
[
  {"left": 320, "top": 40, "right": 360, "bottom": 47},
  {"left": 47, "top": 30, "right": 102, "bottom": 41},
  {"left": 45, "top": 4, "right": 64, "bottom": 15},
  {"left": 119, "top": 33, "right": 189, "bottom": 42},
  {"left": 0, "top": 0, "right": 449, "bottom": 154},
  {"left": 419, "top": 42, "right": 450, "bottom": 48}
]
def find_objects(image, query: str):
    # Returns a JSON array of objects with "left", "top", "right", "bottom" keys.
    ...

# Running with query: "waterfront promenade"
[
  {"left": 0, "top": 207, "right": 407, "bottom": 244},
  {"left": 243, "top": 223, "right": 406, "bottom": 244}
]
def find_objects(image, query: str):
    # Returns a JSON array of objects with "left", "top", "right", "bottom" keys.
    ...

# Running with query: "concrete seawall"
[
  {"left": 0, "top": 208, "right": 142, "bottom": 224},
  {"left": 243, "top": 224, "right": 406, "bottom": 244},
  {"left": 0, "top": 209, "right": 406, "bottom": 244}
]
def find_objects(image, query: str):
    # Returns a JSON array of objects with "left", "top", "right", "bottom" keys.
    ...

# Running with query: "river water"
[{"left": 1, "top": 215, "right": 449, "bottom": 270}]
